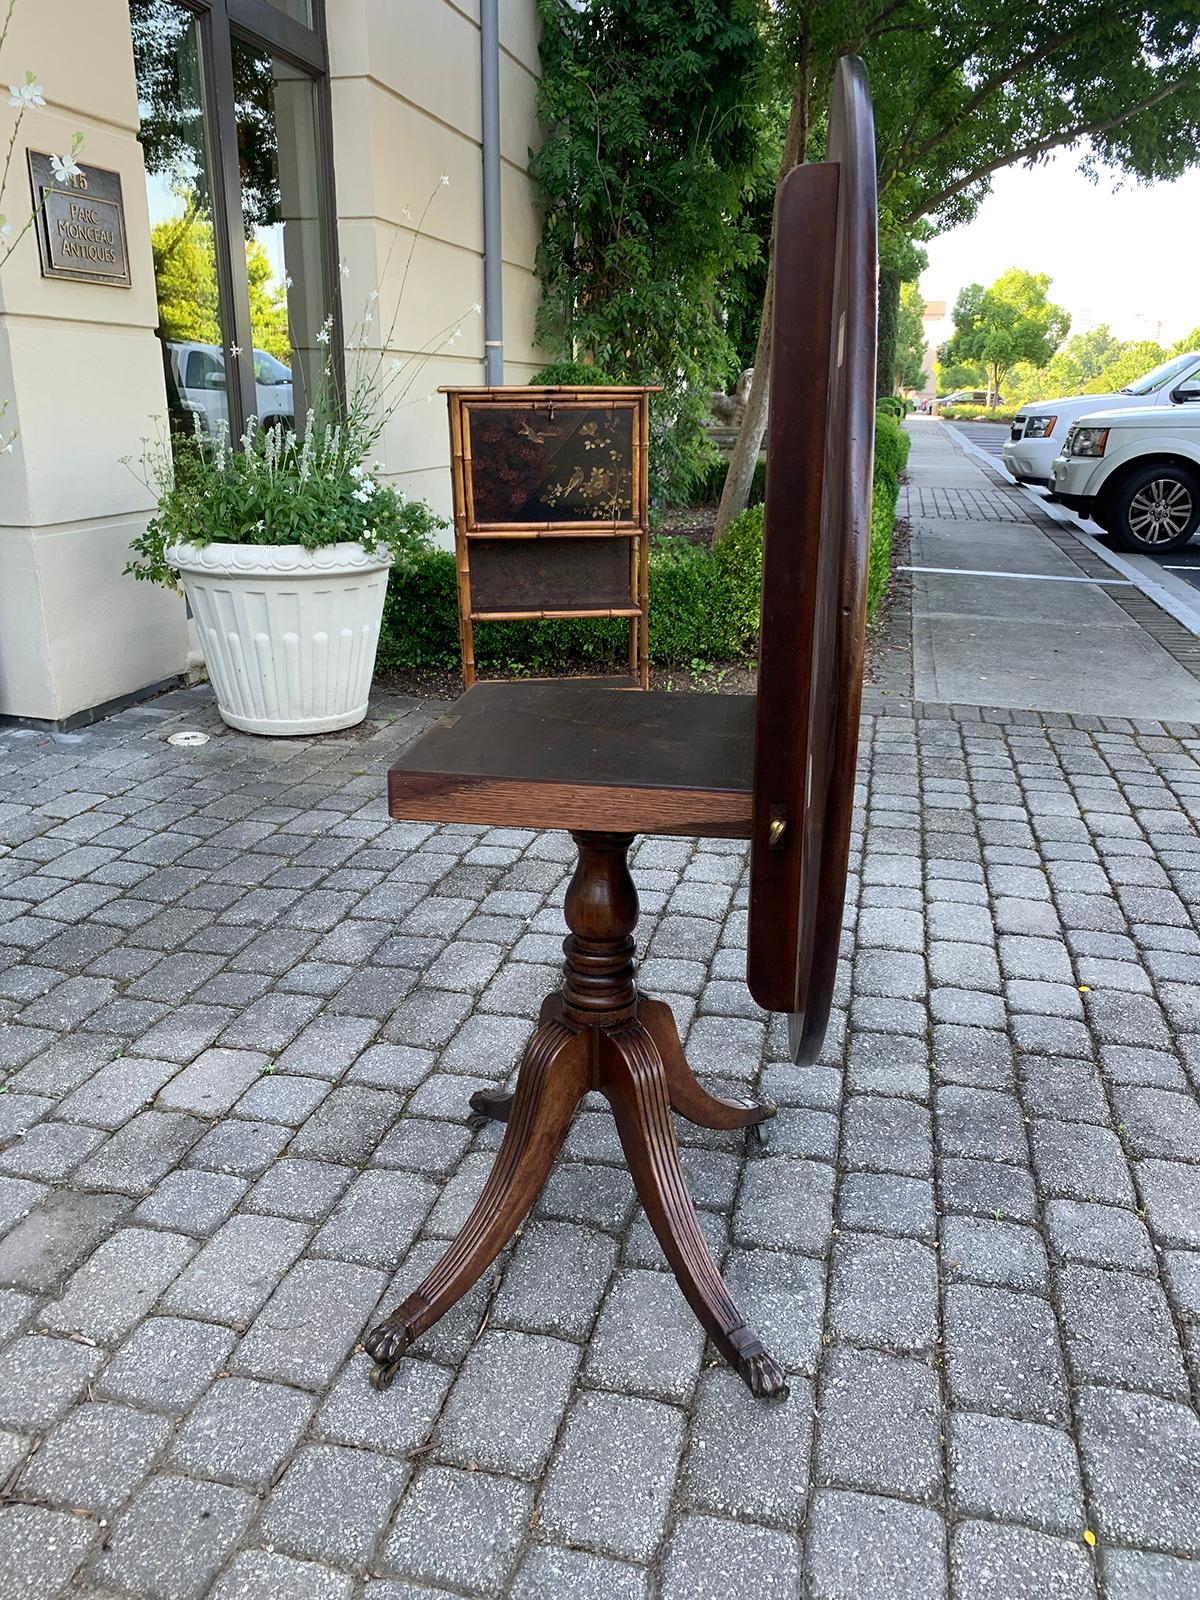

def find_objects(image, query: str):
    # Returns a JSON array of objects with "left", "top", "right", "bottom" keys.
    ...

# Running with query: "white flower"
[
  {"left": 471, "top": 302, "right": 482, "bottom": 315},
  {"left": 316, "top": 323, "right": 331, "bottom": 345},
  {"left": 452, "top": 326, "right": 463, "bottom": 340},
  {"left": 0, "top": 217, "right": 11, "bottom": 237},
  {"left": 2, "top": 439, "right": 14, "bottom": 454},
  {"left": 49, "top": 152, "right": 82, "bottom": 183},
  {"left": 439, "top": 174, "right": 450, "bottom": 186},
  {"left": 401, "top": 205, "right": 412, "bottom": 221},
  {"left": 8, "top": 79, "right": 44, "bottom": 110},
  {"left": 229, "top": 344, "right": 242, "bottom": 357},
  {"left": 283, "top": 274, "right": 293, "bottom": 289},
  {"left": 390, "top": 358, "right": 403, "bottom": 370},
  {"left": 339, "top": 260, "right": 350, "bottom": 279},
  {"left": 367, "top": 289, "right": 379, "bottom": 303},
  {"left": 350, "top": 462, "right": 366, "bottom": 478}
]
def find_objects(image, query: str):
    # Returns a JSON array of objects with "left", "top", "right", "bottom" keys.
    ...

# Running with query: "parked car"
[
  {"left": 939, "top": 389, "right": 1003, "bottom": 408},
  {"left": 1004, "top": 350, "right": 1200, "bottom": 486},
  {"left": 1050, "top": 393, "right": 1200, "bottom": 553},
  {"left": 163, "top": 340, "right": 294, "bottom": 436}
]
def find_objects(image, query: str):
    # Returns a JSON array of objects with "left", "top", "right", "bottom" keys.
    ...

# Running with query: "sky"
[{"left": 920, "top": 151, "right": 1200, "bottom": 347}]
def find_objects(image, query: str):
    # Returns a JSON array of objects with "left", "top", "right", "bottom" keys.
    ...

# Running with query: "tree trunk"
[
  {"left": 714, "top": 67, "right": 811, "bottom": 542},
  {"left": 876, "top": 267, "right": 901, "bottom": 398},
  {"left": 714, "top": 255, "right": 776, "bottom": 538}
]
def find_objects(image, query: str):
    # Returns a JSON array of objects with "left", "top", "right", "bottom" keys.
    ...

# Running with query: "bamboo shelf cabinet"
[{"left": 442, "top": 386, "right": 657, "bottom": 689}]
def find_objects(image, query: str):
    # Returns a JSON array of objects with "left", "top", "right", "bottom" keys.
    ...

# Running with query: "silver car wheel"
[{"left": 1127, "top": 478, "right": 1194, "bottom": 545}]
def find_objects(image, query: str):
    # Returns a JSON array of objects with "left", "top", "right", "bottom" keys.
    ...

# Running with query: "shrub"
[
  {"left": 937, "top": 404, "right": 1018, "bottom": 423},
  {"left": 876, "top": 395, "right": 905, "bottom": 419},
  {"left": 712, "top": 504, "right": 763, "bottom": 653},
  {"left": 529, "top": 361, "right": 619, "bottom": 387},
  {"left": 646, "top": 538, "right": 739, "bottom": 663},
  {"left": 868, "top": 478, "right": 898, "bottom": 617},
  {"left": 873, "top": 411, "right": 910, "bottom": 497},
  {"left": 378, "top": 536, "right": 741, "bottom": 674},
  {"left": 376, "top": 545, "right": 460, "bottom": 671}
]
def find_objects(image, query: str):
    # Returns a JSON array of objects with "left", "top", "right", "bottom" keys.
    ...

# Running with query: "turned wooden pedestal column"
[{"left": 364, "top": 831, "right": 786, "bottom": 1399}]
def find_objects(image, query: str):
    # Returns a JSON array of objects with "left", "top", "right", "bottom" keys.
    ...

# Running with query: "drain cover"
[{"left": 167, "top": 730, "right": 211, "bottom": 747}]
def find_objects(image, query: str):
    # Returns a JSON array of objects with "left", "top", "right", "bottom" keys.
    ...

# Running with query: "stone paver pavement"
[{"left": 1, "top": 659, "right": 1199, "bottom": 1599}]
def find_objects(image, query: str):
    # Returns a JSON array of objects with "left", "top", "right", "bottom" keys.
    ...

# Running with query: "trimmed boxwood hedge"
[{"left": 378, "top": 414, "right": 910, "bottom": 675}]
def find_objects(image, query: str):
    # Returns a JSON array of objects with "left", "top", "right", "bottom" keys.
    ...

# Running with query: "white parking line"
[{"left": 899, "top": 565, "right": 1132, "bottom": 586}]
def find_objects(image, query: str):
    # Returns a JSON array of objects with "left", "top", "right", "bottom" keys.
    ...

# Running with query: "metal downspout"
[{"left": 480, "top": 0, "right": 504, "bottom": 384}]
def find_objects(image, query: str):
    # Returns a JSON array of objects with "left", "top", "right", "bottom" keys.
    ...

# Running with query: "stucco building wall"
[
  {"left": 0, "top": 0, "right": 187, "bottom": 722},
  {"left": 0, "top": 0, "right": 544, "bottom": 722},
  {"left": 328, "top": 0, "right": 545, "bottom": 524}
]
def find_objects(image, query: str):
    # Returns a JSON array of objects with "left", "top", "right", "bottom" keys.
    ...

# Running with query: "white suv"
[
  {"left": 1003, "top": 350, "right": 1200, "bottom": 486},
  {"left": 1050, "top": 394, "right": 1200, "bottom": 552},
  {"left": 162, "top": 340, "right": 294, "bottom": 436}
]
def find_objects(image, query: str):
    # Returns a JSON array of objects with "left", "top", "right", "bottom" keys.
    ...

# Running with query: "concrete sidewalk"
[{"left": 901, "top": 419, "right": 1200, "bottom": 722}]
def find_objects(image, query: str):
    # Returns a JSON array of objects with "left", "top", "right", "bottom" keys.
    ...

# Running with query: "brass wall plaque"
[{"left": 27, "top": 153, "right": 131, "bottom": 287}]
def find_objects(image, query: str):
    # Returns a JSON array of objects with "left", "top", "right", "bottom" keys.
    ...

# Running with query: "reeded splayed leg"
[
  {"left": 363, "top": 1017, "right": 589, "bottom": 1387},
  {"left": 466, "top": 996, "right": 559, "bottom": 1128},
  {"left": 366, "top": 827, "right": 786, "bottom": 1401},
  {"left": 639, "top": 996, "right": 777, "bottom": 1132},
  {"left": 600, "top": 1024, "right": 787, "bottom": 1399}
]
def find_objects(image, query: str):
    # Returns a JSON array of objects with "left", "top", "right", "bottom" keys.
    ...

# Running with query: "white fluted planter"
[{"left": 169, "top": 541, "right": 393, "bottom": 736}]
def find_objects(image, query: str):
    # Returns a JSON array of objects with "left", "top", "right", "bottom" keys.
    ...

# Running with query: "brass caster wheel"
[{"left": 370, "top": 1359, "right": 400, "bottom": 1391}]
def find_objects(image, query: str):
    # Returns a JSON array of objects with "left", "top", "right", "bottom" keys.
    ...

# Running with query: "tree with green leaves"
[
  {"left": 714, "top": 0, "right": 1200, "bottom": 536},
  {"left": 1082, "top": 340, "right": 1169, "bottom": 393},
  {"left": 894, "top": 282, "right": 929, "bottom": 392},
  {"left": 531, "top": 0, "right": 767, "bottom": 502},
  {"left": 939, "top": 270, "right": 1070, "bottom": 407}
]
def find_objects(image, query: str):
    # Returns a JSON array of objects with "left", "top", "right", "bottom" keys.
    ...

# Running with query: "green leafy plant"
[
  {"left": 717, "top": 0, "right": 1200, "bottom": 533},
  {"left": 531, "top": 0, "right": 768, "bottom": 506},
  {"left": 938, "top": 269, "right": 1071, "bottom": 408},
  {"left": 712, "top": 502, "right": 764, "bottom": 652},
  {"left": 529, "top": 361, "right": 619, "bottom": 388},
  {"left": 125, "top": 421, "right": 444, "bottom": 588}
]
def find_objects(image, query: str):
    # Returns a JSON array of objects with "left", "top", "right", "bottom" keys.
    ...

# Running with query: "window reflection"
[
  {"left": 131, "top": 0, "right": 230, "bottom": 437},
  {"left": 264, "top": 0, "right": 314, "bottom": 23},
  {"left": 232, "top": 35, "right": 327, "bottom": 425}
]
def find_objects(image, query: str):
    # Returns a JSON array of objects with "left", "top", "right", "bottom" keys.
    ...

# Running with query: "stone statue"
[{"left": 710, "top": 367, "right": 755, "bottom": 425}]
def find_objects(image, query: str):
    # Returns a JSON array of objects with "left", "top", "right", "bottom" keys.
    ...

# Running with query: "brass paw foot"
[
  {"left": 363, "top": 1312, "right": 414, "bottom": 1389},
  {"left": 735, "top": 1345, "right": 789, "bottom": 1400},
  {"left": 468, "top": 1088, "right": 513, "bottom": 1126}
]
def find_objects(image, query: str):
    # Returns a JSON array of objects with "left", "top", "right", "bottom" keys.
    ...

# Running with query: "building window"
[{"left": 131, "top": 0, "right": 338, "bottom": 440}]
